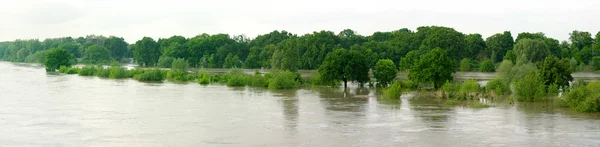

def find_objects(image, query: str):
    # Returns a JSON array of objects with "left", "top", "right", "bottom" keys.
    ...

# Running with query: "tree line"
[{"left": 2, "top": 26, "right": 599, "bottom": 71}]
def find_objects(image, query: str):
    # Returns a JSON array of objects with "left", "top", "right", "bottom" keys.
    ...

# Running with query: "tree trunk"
[{"left": 343, "top": 78, "right": 348, "bottom": 88}]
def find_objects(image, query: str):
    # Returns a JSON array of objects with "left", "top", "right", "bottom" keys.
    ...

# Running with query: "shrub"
[
  {"left": 560, "top": 81, "right": 600, "bottom": 112},
  {"left": 167, "top": 71, "right": 193, "bottom": 81},
  {"left": 479, "top": 59, "right": 495, "bottom": 72},
  {"left": 548, "top": 83, "right": 559, "bottom": 96},
  {"left": 248, "top": 73, "right": 269, "bottom": 87},
  {"left": 197, "top": 70, "right": 211, "bottom": 85},
  {"left": 486, "top": 78, "right": 510, "bottom": 95},
  {"left": 109, "top": 66, "right": 129, "bottom": 79},
  {"left": 268, "top": 71, "right": 298, "bottom": 89},
  {"left": 171, "top": 58, "right": 189, "bottom": 72},
  {"left": 128, "top": 68, "right": 146, "bottom": 78},
  {"left": 383, "top": 81, "right": 403, "bottom": 99},
  {"left": 460, "top": 79, "right": 480, "bottom": 93},
  {"left": 78, "top": 65, "right": 97, "bottom": 76},
  {"left": 514, "top": 70, "right": 546, "bottom": 102},
  {"left": 158, "top": 56, "right": 175, "bottom": 68},
  {"left": 374, "top": 59, "right": 398, "bottom": 86},
  {"left": 310, "top": 73, "right": 340, "bottom": 87},
  {"left": 459, "top": 58, "right": 471, "bottom": 72},
  {"left": 95, "top": 66, "right": 110, "bottom": 78},
  {"left": 591, "top": 56, "right": 600, "bottom": 71},
  {"left": 66, "top": 67, "right": 80, "bottom": 74},
  {"left": 226, "top": 68, "right": 247, "bottom": 87},
  {"left": 134, "top": 69, "right": 165, "bottom": 82},
  {"left": 58, "top": 66, "right": 70, "bottom": 73},
  {"left": 45, "top": 48, "right": 74, "bottom": 72}
]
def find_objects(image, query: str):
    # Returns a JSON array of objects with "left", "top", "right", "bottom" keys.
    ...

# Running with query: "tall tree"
[
  {"left": 539, "top": 56, "right": 573, "bottom": 87},
  {"left": 465, "top": 34, "right": 486, "bottom": 59},
  {"left": 408, "top": 48, "right": 454, "bottom": 89},
  {"left": 45, "top": 48, "right": 74, "bottom": 71},
  {"left": 103, "top": 36, "right": 129, "bottom": 60},
  {"left": 514, "top": 38, "right": 550, "bottom": 63},
  {"left": 569, "top": 30, "right": 594, "bottom": 50},
  {"left": 134, "top": 37, "right": 159, "bottom": 67},
  {"left": 318, "top": 49, "right": 369, "bottom": 88},
  {"left": 84, "top": 45, "right": 111, "bottom": 64},
  {"left": 485, "top": 31, "right": 514, "bottom": 62},
  {"left": 374, "top": 59, "right": 398, "bottom": 86}
]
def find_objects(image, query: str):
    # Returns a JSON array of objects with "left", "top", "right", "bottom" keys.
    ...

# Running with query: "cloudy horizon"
[{"left": 1, "top": 0, "right": 599, "bottom": 43}]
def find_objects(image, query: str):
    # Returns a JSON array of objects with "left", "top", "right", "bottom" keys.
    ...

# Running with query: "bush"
[
  {"left": 167, "top": 71, "right": 193, "bottom": 81},
  {"left": 460, "top": 79, "right": 480, "bottom": 93},
  {"left": 128, "top": 68, "right": 146, "bottom": 77},
  {"left": 548, "top": 83, "right": 559, "bottom": 96},
  {"left": 226, "top": 68, "right": 247, "bottom": 87},
  {"left": 66, "top": 67, "right": 80, "bottom": 74},
  {"left": 479, "top": 59, "right": 495, "bottom": 72},
  {"left": 78, "top": 65, "right": 97, "bottom": 76},
  {"left": 560, "top": 81, "right": 600, "bottom": 112},
  {"left": 383, "top": 81, "right": 402, "bottom": 99},
  {"left": 171, "top": 58, "right": 189, "bottom": 72},
  {"left": 514, "top": 70, "right": 546, "bottom": 102},
  {"left": 591, "top": 56, "right": 600, "bottom": 71},
  {"left": 197, "top": 70, "right": 211, "bottom": 85},
  {"left": 268, "top": 71, "right": 298, "bottom": 89},
  {"left": 95, "top": 66, "right": 110, "bottom": 78},
  {"left": 374, "top": 59, "right": 398, "bottom": 86},
  {"left": 109, "top": 66, "right": 129, "bottom": 79},
  {"left": 158, "top": 57, "right": 175, "bottom": 68},
  {"left": 459, "top": 58, "right": 471, "bottom": 72},
  {"left": 59, "top": 66, "right": 70, "bottom": 73},
  {"left": 45, "top": 48, "right": 74, "bottom": 72},
  {"left": 248, "top": 73, "right": 269, "bottom": 87},
  {"left": 134, "top": 69, "right": 165, "bottom": 82},
  {"left": 486, "top": 78, "right": 510, "bottom": 95},
  {"left": 310, "top": 73, "right": 340, "bottom": 87}
]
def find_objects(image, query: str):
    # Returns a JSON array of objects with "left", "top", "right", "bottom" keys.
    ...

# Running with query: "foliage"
[
  {"left": 95, "top": 66, "right": 110, "bottom": 78},
  {"left": 560, "top": 81, "right": 600, "bottom": 112},
  {"left": 514, "top": 70, "right": 546, "bottom": 102},
  {"left": 134, "top": 37, "right": 159, "bottom": 67},
  {"left": 318, "top": 49, "right": 370, "bottom": 87},
  {"left": 268, "top": 70, "right": 299, "bottom": 89},
  {"left": 485, "top": 31, "right": 514, "bottom": 62},
  {"left": 25, "top": 50, "right": 50, "bottom": 63},
  {"left": 197, "top": 70, "right": 211, "bottom": 85},
  {"left": 479, "top": 59, "right": 495, "bottom": 72},
  {"left": 514, "top": 38, "right": 549, "bottom": 63},
  {"left": 460, "top": 79, "right": 480, "bottom": 93},
  {"left": 408, "top": 48, "right": 454, "bottom": 89},
  {"left": 171, "top": 58, "right": 189, "bottom": 72},
  {"left": 459, "top": 58, "right": 471, "bottom": 72},
  {"left": 486, "top": 78, "right": 510, "bottom": 95},
  {"left": 374, "top": 59, "right": 398, "bottom": 86},
  {"left": 103, "top": 36, "right": 129, "bottom": 60},
  {"left": 45, "top": 48, "right": 74, "bottom": 72},
  {"left": 591, "top": 56, "right": 600, "bottom": 71},
  {"left": 539, "top": 56, "right": 573, "bottom": 87},
  {"left": 78, "top": 65, "right": 97, "bottom": 76},
  {"left": 109, "top": 65, "right": 128, "bottom": 79},
  {"left": 84, "top": 45, "right": 112, "bottom": 64},
  {"left": 133, "top": 69, "right": 165, "bottom": 82},
  {"left": 383, "top": 81, "right": 403, "bottom": 99},
  {"left": 226, "top": 68, "right": 248, "bottom": 87},
  {"left": 158, "top": 56, "right": 174, "bottom": 68}
]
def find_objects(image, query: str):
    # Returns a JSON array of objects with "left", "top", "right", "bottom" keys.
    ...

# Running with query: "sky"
[{"left": 0, "top": 0, "right": 599, "bottom": 43}]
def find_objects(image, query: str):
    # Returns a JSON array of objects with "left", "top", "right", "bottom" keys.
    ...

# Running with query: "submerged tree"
[
  {"left": 318, "top": 49, "right": 369, "bottom": 88},
  {"left": 539, "top": 56, "right": 573, "bottom": 87},
  {"left": 408, "top": 48, "right": 454, "bottom": 89},
  {"left": 374, "top": 59, "right": 398, "bottom": 87},
  {"left": 45, "top": 48, "right": 74, "bottom": 72}
]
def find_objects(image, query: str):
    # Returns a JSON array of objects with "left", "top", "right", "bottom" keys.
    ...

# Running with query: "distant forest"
[{"left": 1, "top": 26, "right": 599, "bottom": 71}]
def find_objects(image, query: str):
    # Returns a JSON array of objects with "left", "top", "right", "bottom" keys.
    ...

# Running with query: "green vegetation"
[
  {"left": 514, "top": 70, "right": 546, "bottom": 102},
  {"left": 268, "top": 71, "right": 298, "bottom": 89},
  {"left": 559, "top": 81, "right": 600, "bottom": 112},
  {"left": 479, "top": 59, "right": 495, "bottom": 72},
  {"left": 84, "top": 45, "right": 112, "bottom": 64},
  {"left": 383, "top": 81, "right": 402, "bottom": 99},
  {"left": 167, "top": 58, "right": 193, "bottom": 81},
  {"left": 374, "top": 59, "right": 398, "bottom": 87},
  {"left": 226, "top": 68, "right": 248, "bottom": 87},
  {"left": 486, "top": 78, "right": 510, "bottom": 95},
  {"left": 134, "top": 69, "right": 165, "bottom": 82},
  {"left": 197, "top": 70, "right": 211, "bottom": 85},
  {"left": 158, "top": 57, "right": 175, "bottom": 68},
  {"left": 318, "top": 49, "right": 369, "bottom": 87},
  {"left": 591, "top": 56, "right": 600, "bottom": 71},
  {"left": 408, "top": 48, "right": 454, "bottom": 89},
  {"left": 248, "top": 71, "right": 269, "bottom": 87},
  {"left": 78, "top": 65, "right": 97, "bottom": 76},
  {"left": 44, "top": 48, "right": 74, "bottom": 72},
  {"left": 459, "top": 58, "right": 471, "bottom": 72}
]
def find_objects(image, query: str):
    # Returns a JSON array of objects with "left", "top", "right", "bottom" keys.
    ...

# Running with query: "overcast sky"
[{"left": 1, "top": 0, "right": 599, "bottom": 43}]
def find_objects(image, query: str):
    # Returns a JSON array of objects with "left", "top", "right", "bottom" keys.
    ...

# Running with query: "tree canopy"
[{"left": 408, "top": 48, "right": 454, "bottom": 89}]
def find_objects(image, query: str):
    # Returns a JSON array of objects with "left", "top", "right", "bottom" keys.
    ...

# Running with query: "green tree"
[
  {"left": 591, "top": 56, "right": 600, "bottom": 71},
  {"left": 503, "top": 50, "right": 516, "bottom": 64},
  {"left": 539, "top": 56, "right": 573, "bottom": 87},
  {"left": 459, "top": 58, "right": 471, "bottom": 72},
  {"left": 514, "top": 70, "right": 546, "bottom": 102},
  {"left": 485, "top": 31, "right": 514, "bottom": 62},
  {"left": 45, "top": 48, "right": 74, "bottom": 71},
  {"left": 374, "top": 59, "right": 398, "bottom": 86},
  {"left": 223, "top": 53, "right": 240, "bottom": 68},
  {"left": 408, "top": 48, "right": 454, "bottom": 89},
  {"left": 514, "top": 38, "right": 549, "bottom": 63},
  {"left": 134, "top": 37, "right": 159, "bottom": 67},
  {"left": 171, "top": 58, "right": 189, "bottom": 72},
  {"left": 569, "top": 30, "right": 594, "bottom": 50},
  {"left": 158, "top": 56, "right": 175, "bottom": 68},
  {"left": 465, "top": 34, "right": 486, "bottom": 59},
  {"left": 84, "top": 45, "right": 111, "bottom": 64},
  {"left": 479, "top": 59, "right": 495, "bottom": 72},
  {"left": 318, "top": 49, "right": 369, "bottom": 88},
  {"left": 58, "top": 42, "right": 81, "bottom": 58},
  {"left": 103, "top": 36, "right": 129, "bottom": 60}
]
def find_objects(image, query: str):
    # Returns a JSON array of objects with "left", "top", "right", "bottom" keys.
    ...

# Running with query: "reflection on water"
[{"left": 2, "top": 61, "right": 600, "bottom": 146}]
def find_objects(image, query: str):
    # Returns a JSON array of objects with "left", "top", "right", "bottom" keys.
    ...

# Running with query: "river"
[{"left": 1, "top": 61, "right": 600, "bottom": 146}]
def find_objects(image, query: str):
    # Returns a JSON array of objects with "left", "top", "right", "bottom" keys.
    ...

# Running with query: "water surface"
[{"left": 1, "top": 62, "right": 600, "bottom": 146}]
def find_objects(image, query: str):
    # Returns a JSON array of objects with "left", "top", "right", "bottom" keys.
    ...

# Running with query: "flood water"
[{"left": 1, "top": 61, "right": 600, "bottom": 147}]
